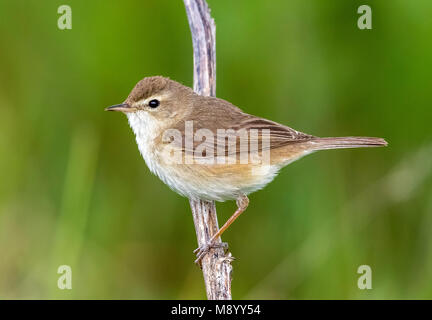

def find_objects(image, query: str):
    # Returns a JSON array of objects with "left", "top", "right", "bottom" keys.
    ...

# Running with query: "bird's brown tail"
[{"left": 308, "top": 136, "right": 388, "bottom": 151}]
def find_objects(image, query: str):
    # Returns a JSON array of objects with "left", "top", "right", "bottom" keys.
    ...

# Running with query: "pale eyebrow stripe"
[{"left": 134, "top": 94, "right": 170, "bottom": 106}]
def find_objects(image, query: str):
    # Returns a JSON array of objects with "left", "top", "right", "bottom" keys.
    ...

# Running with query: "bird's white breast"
[
  {"left": 127, "top": 111, "right": 203, "bottom": 199},
  {"left": 127, "top": 112, "right": 161, "bottom": 173}
]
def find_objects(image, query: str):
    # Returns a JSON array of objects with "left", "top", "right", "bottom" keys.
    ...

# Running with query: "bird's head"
[{"left": 106, "top": 76, "right": 194, "bottom": 131}]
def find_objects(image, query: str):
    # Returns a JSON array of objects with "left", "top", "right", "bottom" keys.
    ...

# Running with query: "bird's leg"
[{"left": 194, "top": 195, "right": 249, "bottom": 264}]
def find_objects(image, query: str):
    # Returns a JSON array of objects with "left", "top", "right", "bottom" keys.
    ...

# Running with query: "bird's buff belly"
[{"left": 146, "top": 156, "right": 280, "bottom": 202}]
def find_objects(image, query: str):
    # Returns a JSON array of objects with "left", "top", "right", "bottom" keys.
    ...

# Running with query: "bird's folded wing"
[{"left": 162, "top": 97, "right": 314, "bottom": 159}]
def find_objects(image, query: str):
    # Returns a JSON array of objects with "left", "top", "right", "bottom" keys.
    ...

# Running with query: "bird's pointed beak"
[{"left": 105, "top": 103, "right": 134, "bottom": 112}]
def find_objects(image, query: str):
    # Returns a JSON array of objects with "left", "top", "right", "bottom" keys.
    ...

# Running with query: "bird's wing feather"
[{"left": 164, "top": 96, "right": 314, "bottom": 158}]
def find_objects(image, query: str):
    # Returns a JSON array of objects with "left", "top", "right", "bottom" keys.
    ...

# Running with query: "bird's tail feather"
[{"left": 308, "top": 137, "right": 388, "bottom": 151}]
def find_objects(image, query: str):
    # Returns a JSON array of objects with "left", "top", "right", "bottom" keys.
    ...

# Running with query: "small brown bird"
[{"left": 106, "top": 76, "right": 387, "bottom": 262}]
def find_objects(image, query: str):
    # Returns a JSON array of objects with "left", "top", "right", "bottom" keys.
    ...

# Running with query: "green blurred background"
[{"left": 0, "top": 0, "right": 431, "bottom": 299}]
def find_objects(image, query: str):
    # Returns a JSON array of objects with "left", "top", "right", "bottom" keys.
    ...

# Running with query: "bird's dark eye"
[{"left": 148, "top": 99, "right": 160, "bottom": 108}]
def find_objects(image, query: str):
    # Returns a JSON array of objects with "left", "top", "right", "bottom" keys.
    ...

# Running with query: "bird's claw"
[{"left": 194, "top": 242, "right": 228, "bottom": 264}]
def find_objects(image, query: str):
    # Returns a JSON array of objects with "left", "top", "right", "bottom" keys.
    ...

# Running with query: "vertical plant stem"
[
  {"left": 183, "top": 0, "right": 233, "bottom": 300},
  {"left": 50, "top": 125, "right": 99, "bottom": 297}
]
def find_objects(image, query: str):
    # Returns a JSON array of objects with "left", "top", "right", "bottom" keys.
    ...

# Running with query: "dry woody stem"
[{"left": 183, "top": 0, "right": 233, "bottom": 300}]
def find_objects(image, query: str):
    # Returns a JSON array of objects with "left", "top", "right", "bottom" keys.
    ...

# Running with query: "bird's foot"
[{"left": 194, "top": 241, "right": 228, "bottom": 265}]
